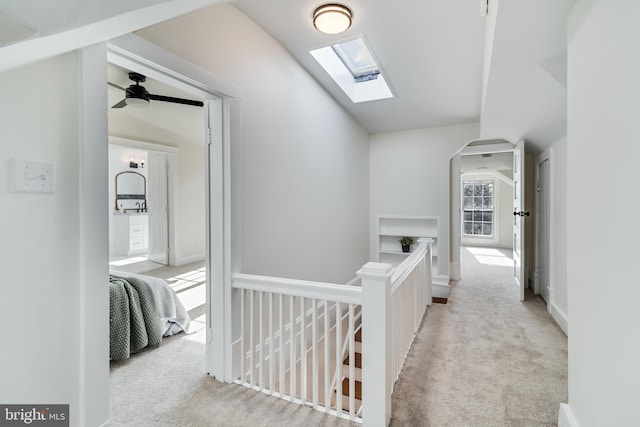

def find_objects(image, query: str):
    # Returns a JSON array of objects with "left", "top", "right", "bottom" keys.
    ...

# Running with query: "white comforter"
[{"left": 110, "top": 270, "right": 193, "bottom": 336}]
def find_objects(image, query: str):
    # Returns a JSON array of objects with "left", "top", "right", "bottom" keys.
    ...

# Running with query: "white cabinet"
[
  {"left": 377, "top": 216, "right": 439, "bottom": 274},
  {"left": 112, "top": 214, "right": 148, "bottom": 256}
]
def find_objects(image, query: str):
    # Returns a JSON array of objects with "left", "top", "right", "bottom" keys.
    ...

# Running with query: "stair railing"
[
  {"left": 231, "top": 238, "right": 432, "bottom": 426},
  {"left": 358, "top": 237, "right": 432, "bottom": 427},
  {"left": 232, "top": 273, "right": 363, "bottom": 421}
]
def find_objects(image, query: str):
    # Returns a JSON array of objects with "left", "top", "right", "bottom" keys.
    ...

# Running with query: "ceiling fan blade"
[
  {"left": 112, "top": 99, "right": 128, "bottom": 109},
  {"left": 148, "top": 93, "right": 204, "bottom": 107},
  {"left": 108, "top": 82, "right": 126, "bottom": 91}
]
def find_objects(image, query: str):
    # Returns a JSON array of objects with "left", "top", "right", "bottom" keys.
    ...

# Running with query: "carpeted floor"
[
  {"left": 390, "top": 246, "right": 567, "bottom": 426},
  {"left": 109, "top": 247, "right": 567, "bottom": 426}
]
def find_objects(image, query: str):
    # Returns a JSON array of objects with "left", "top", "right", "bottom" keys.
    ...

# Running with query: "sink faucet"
[{"left": 135, "top": 202, "right": 141, "bottom": 212}]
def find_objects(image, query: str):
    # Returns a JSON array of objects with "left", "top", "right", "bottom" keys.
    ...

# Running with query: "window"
[
  {"left": 310, "top": 36, "right": 393, "bottom": 103},
  {"left": 331, "top": 38, "right": 380, "bottom": 82},
  {"left": 463, "top": 180, "right": 494, "bottom": 237}
]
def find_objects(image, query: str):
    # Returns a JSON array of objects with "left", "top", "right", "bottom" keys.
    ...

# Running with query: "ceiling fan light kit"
[{"left": 313, "top": 4, "right": 352, "bottom": 34}]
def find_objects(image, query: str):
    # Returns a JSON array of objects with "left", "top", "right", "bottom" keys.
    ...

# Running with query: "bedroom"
[{"left": 106, "top": 62, "right": 208, "bottom": 363}]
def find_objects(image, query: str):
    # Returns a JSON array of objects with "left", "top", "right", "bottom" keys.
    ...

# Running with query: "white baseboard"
[
  {"left": 549, "top": 302, "right": 568, "bottom": 336},
  {"left": 558, "top": 403, "right": 579, "bottom": 427},
  {"left": 432, "top": 282, "right": 451, "bottom": 299},
  {"left": 174, "top": 253, "right": 205, "bottom": 267}
]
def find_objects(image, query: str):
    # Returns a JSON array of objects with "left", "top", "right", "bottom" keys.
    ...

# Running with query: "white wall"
[
  {"left": 137, "top": 3, "right": 370, "bottom": 283},
  {"left": 369, "top": 123, "right": 481, "bottom": 279},
  {"left": 564, "top": 1, "right": 640, "bottom": 425},
  {"left": 0, "top": 49, "right": 109, "bottom": 427}
]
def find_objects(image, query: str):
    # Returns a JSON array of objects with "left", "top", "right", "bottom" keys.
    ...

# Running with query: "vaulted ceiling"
[{"left": 1, "top": 0, "right": 576, "bottom": 152}]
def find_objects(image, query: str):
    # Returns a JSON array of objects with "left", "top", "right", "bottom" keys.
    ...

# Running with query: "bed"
[{"left": 109, "top": 270, "right": 193, "bottom": 361}]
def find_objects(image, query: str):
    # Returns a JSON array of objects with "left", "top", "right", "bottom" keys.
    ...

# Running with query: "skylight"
[{"left": 310, "top": 37, "right": 393, "bottom": 103}]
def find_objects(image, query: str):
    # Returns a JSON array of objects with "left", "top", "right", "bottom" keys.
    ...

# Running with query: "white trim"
[
  {"left": 174, "top": 253, "right": 206, "bottom": 266},
  {"left": 79, "top": 43, "right": 110, "bottom": 427},
  {"left": 232, "top": 273, "right": 363, "bottom": 305},
  {"left": 549, "top": 303, "right": 568, "bottom": 336},
  {"left": 0, "top": 0, "right": 224, "bottom": 73},
  {"left": 535, "top": 148, "right": 553, "bottom": 311},
  {"left": 451, "top": 140, "right": 521, "bottom": 287},
  {"left": 432, "top": 282, "right": 451, "bottom": 298},
  {"left": 558, "top": 403, "right": 580, "bottom": 427},
  {"left": 108, "top": 34, "right": 241, "bottom": 100},
  {"left": 105, "top": 34, "right": 234, "bottom": 383}
]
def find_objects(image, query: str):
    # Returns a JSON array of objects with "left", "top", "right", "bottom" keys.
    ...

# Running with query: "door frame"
[
  {"left": 451, "top": 140, "right": 526, "bottom": 287},
  {"left": 108, "top": 136, "right": 178, "bottom": 266},
  {"left": 106, "top": 34, "right": 239, "bottom": 381},
  {"left": 535, "top": 148, "right": 553, "bottom": 309},
  {"left": 451, "top": 140, "right": 513, "bottom": 281}
]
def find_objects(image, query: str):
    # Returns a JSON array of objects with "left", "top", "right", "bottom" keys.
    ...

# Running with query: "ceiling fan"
[{"left": 109, "top": 72, "right": 204, "bottom": 109}]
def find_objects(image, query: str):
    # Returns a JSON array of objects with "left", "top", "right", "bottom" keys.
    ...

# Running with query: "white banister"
[
  {"left": 232, "top": 238, "right": 431, "bottom": 425},
  {"left": 358, "top": 262, "right": 394, "bottom": 427}
]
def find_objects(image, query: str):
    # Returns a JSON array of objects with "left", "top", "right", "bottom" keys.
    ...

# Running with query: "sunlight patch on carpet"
[{"left": 467, "top": 247, "right": 512, "bottom": 266}]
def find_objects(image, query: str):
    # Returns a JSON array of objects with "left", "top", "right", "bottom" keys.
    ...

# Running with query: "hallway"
[{"left": 390, "top": 246, "right": 567, "bottom": 426}]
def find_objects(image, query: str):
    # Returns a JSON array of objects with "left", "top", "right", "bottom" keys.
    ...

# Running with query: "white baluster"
[
  {"left": 279, "top": 293, "right": 284, "bottom": 398},
  {"left": 300, "top": 297, "right": 306, "bottom": 404},
  {"left": 312, "top": 299, "right": 318, "bottom": 408},
  {"left": 335, "top": 302, "right": 342, "bottom": 414},
  {"left": 324, "top": 300, "right": 330, "bottom": 409},
  {"left": 269, "top": 292, "right": 274, "bottom": 393}
]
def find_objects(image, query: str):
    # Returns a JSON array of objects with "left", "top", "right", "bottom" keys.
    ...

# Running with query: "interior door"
[
  {"left": 147, "top": 152, "right": 169, "bottom": 265},
  {"left": 513, "top": 141, "right": 526, "bottom": 301}
]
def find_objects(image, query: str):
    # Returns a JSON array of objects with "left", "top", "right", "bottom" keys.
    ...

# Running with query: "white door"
[
  {"left": 513, "top": 141, "right": 527, "bottom": 301},
  {"left": 147, "top": 152, "right": 169, "bottom": 265},
  {"left": 535, "top": 157, "right": 550, "bottom": 303}
]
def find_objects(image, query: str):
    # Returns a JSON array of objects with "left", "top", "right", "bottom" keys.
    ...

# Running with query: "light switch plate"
[{"left": 10, "top": 159, "right": 56, "bottom": 193}]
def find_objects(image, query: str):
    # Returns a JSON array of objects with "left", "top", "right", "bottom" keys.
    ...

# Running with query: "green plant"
[{"left": 400, "top": 236, "right": 414, "bottom": 246}]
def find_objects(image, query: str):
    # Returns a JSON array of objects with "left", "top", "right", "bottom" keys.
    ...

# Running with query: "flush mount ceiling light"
[{"left": 313, "top": 4, "right": 352, "bottom": 34}]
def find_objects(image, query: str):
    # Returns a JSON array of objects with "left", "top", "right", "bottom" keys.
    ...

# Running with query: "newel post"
[{"left": 358, "top": 261, "right": 394, "bottom": 427}]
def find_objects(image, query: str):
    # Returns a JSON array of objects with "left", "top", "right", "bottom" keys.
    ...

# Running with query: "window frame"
[
  {"left": 462, "top": 179, "right": 495, "bottom": 238},
  {"left": 460, "top": 175, "right": 502, "bottom": 246}
]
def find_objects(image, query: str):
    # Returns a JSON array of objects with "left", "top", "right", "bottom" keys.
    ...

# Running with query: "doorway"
[
  {"left": 107, "top": 139, "right": 178, "bottom": 273},
  {"left": 106, "top": 34, "right": 236, "bottom": 382},
  {"left": 451, "top": 140, "right": 533, "bottom": 300}
]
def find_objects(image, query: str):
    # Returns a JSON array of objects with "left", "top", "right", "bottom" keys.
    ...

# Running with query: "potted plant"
[{"left": 400, "top": 236, "right": 414, "bottom": 253}]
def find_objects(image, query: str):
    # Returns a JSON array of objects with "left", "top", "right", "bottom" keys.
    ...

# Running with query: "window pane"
[
  {"left": 464, "top": 222, "right": 473, "bottom": 234},
  {"left": 463, "top": 184, "right": 473, "bottom": 196},
  {"left": 473, "top": 223, "right": 483, "bottom": 234},
  {"left": 483, "top": 223, "right": 493, "bottom": 235},
  {"left": 463, "top": 211, "right": 472, "bottom": 221},
  {"left": 483, "top": 183, "right": 493, "bottom": 196},
  {"left": 473, "top": 211, "right": 483, "bottom": 221},
  {"left": 473, "top": 197, "right": 483, "bottom": 208},
  {"left": 473, "top": 184, "right": 482, "bottom": 196},
  {"left": 482, "top": 197, "right": 492, "bottom": 208},
  {"left": 464, "top": 197, "right": 473, "bottom": 208},
  {"left": 483, "top": 211, "right": 493, "bottom": 222}
]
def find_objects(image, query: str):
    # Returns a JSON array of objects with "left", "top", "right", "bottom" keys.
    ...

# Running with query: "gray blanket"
[{"left": 109, "top": 274, "right": 162, "bottom": 361}]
